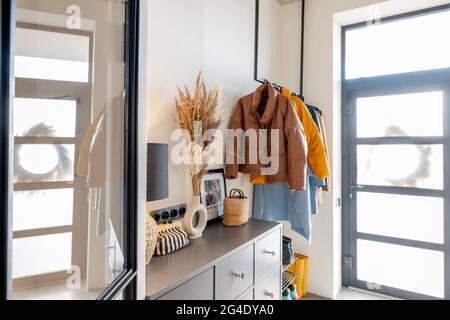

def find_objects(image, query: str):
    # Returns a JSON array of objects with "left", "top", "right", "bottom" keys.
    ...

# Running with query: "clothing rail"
[{"left": 254, "top": 79, "right": 323, "bottom": 115}]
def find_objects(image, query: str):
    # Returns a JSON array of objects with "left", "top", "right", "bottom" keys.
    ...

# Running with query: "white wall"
[
  {"left": 258, "top": 0, "right": 282, "bottom": 83},
  {"left": 147, "top": 0, "right": 257, "bottom": 218},
  {"left": 257, "top": 0, "right": 302, "bottom": 91},
  {"left": 279, "top": 1, "right": 302, "bottom": 91}
]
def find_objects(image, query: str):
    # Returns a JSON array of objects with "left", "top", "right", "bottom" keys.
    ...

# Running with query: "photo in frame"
[{"left": 200, "top": 169, "right": 227, "bottom": 221}]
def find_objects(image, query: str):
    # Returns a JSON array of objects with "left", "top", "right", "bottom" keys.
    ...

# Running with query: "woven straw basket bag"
[
  {"left": 145, "top": 214, "right": 158, "bottom": 265},
  {"left": 223, "top": 189, "right": 249, "bottom": 227}
]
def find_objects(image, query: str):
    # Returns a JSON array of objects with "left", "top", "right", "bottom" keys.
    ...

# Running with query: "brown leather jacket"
[{"left": 225, "top": 83, "right": 308, "bottom": 191}]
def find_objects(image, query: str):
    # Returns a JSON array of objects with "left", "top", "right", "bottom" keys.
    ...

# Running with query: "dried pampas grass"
[{"left": 175, "top": 72, "right": 222, "bottom": 196}]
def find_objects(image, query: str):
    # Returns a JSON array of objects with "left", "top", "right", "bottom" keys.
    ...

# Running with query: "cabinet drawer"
[
  {"left": 215, "top": 245, "right": 254, "bottom": 300},
  {"left": 254, "top": 229, "right": 281, "bottom": 282},
  {"left": 157, "top": 268, "right": 214, "bottom": 300},
  {"left": 237, "top": 289, "right": 254, "bottom": 300},
  {"left": 254, "top": 267, "right": 281, "bottom": 301}
]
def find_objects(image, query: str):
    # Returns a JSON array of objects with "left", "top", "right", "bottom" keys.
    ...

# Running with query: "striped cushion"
[{"left": 155, "top": 226, "right": 190, "bottom": 256}]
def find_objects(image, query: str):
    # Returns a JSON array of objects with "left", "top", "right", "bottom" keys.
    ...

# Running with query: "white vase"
[{"left": 183, "top": 196, "right": 208, "bottom": 240}]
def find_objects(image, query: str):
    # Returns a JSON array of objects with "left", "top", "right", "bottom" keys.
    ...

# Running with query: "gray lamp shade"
[{"left": 147, "top": 143, "right": 169, "bottom": 202}]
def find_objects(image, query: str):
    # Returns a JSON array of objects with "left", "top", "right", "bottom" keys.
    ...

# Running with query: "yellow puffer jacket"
[{"left": 250, "top": 88, "right": 330, "bottom": 184}]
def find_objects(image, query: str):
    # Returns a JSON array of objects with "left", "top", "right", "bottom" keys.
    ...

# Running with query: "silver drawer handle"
[
  {"left": 265, "top": 291, "right": 274, "bottom": 299},
  {"left": 234, "top": 272, "right": 245, "bottom": 281},
  {"left": 264, "top": 250, "right": 276, "bottom": 257}
]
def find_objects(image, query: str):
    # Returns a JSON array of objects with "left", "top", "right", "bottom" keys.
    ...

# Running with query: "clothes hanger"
[{"left": 314, "top": 106, "right": 323, "bottom": 116}]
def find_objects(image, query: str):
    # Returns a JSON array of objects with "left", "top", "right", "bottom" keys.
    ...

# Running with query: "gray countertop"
[{"left": 145, "top": 219, "right": 281, "bottom": 299}]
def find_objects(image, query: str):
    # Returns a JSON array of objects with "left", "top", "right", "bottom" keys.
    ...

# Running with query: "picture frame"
[{"left": 200, "top": 169, "right": 227, "bottom": 222}]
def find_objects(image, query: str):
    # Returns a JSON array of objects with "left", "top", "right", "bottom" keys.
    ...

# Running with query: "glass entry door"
[
  {"left": 344, "top": 84, "right": 449, "bottom": 299},
  {"left": 0, "top": 0, "right": 139, "bottom": 300},
  {"left": 342, "top": 5, "right": 450, "bottom": 300}
]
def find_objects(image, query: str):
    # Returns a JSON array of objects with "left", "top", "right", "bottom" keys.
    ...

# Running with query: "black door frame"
[
  {"left": 0, "top": 0, "right": 140, "bottom": 300},
  {"left": 0, "top": 0, "right": 14, "bottom": 302},
  {"left": 342, "top": 4, "right": 450, "bottom": 300}
]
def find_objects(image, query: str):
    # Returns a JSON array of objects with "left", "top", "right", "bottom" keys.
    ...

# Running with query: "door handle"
[
  {"left": 234, "top": 272, "right": 245, "bottom": 281},
  {"left": 349, "top": 185, "right": 365, "bottom": 199},
  {"left": 263, "top": 250, "right": 276, "bottom": 257}
]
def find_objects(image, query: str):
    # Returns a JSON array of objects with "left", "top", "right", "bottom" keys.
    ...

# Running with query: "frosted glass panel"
[
  {"left": 357, "top": 240, "right": 444, "bottom": 298},
  {"left": 357, "top": 92, "right": 443, "bottom": 138},
  {"left": 357, "top": 193, "right": 444, "bottom": 244},
  {"left": 13, "top": 189, "right": 74, "bottom": 232},
  {"left": 14, "top": 144, "right": 75, "bottom": 183},
  {"left": 16, "top": 28, "right": 90, "bottom": 62},
  {"left": 14, "top": 98, "right": 77, "bottom": 137},
  {"left": 346, "top": 10, "right": 450, "bottom": 79},
  {"left": 12, "top": 233, "right": 72, "bottom": 279},
  {"left": 357, "top": 145, "right": 443, "bottom": 189},
  {"left": 15, "top": 56, "right": 89, "bottom": 83}
]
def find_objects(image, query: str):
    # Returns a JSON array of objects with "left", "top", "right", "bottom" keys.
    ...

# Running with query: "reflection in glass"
[
  {"left": 16, "top": 27, "right": 90, "bottom": 62},
  {"left": 13, "top": 189, "right": 74, "bottom": 232},
  {"left": 14, "top": 98, "right": 77, "bottom": 137},
  {"left": 357, "top": 240, "right": 444, "bottom": 298},
  {"left": 14, "top": 144, "right": 75, "bottom": 183},
  {"left": 357, "top": 144, "right": 443, "bottom": 190},
  {"left": 13, "top": 233, "right": 73, "bottom": 279},
  {"left": 357, "top": 193, "right": 444, "bottom": 244},
  {"left": 15, "top": 26, "right": 90, "bottom": 82},
  {"left": 357, "top": 92, "right": 443, "bottom": 138},
  {"left": 12, "top": 0, "right": 127, "bottom": 300},
  {"left": 15, "top": 56, "right": 89, "bottom": 83},
  {"left": 346, "top": 10, "right": 450, "bottom": 79}
]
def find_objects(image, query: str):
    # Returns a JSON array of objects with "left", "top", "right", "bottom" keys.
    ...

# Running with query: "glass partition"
[{"left": 9, "top": 0, "right": 135, "bottom": 300}]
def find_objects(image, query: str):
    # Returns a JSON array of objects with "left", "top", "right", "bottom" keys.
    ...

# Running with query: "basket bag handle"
[{"left": 228, "top": 188, "right": 247, "bottom": 199}]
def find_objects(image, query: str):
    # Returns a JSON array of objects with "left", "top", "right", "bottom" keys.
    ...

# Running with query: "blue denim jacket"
[{"left": 253, "top": 167, "right": 314, "bottom": 241}]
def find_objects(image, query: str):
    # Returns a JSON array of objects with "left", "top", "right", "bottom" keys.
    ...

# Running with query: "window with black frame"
[{"left": 0, "top": 0, "right": 139, "bottom": 300}]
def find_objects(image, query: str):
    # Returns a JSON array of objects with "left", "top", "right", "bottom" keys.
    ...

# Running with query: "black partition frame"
[
  {"left": 341, "top": 4, "right": 450, "bottom": 300},
  {"left": 0, "top": 0, "right": 140, "bottom": 300},
  {"left": 0, "top": 0, "right": 14, "bottom": 301}
]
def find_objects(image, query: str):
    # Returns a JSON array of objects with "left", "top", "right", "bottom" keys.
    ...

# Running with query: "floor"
[
  {"left": 335, "top": 288, "right": 392, "bottom": 300},
  {"left": 304, "top": 288, "right": 393, "bottom": 300},
  {"left": 12, "top": 282, "right": 101, "bottom": 300},
  {"left": 13, "top": 282, "right": 390, "bottom": 300}
]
